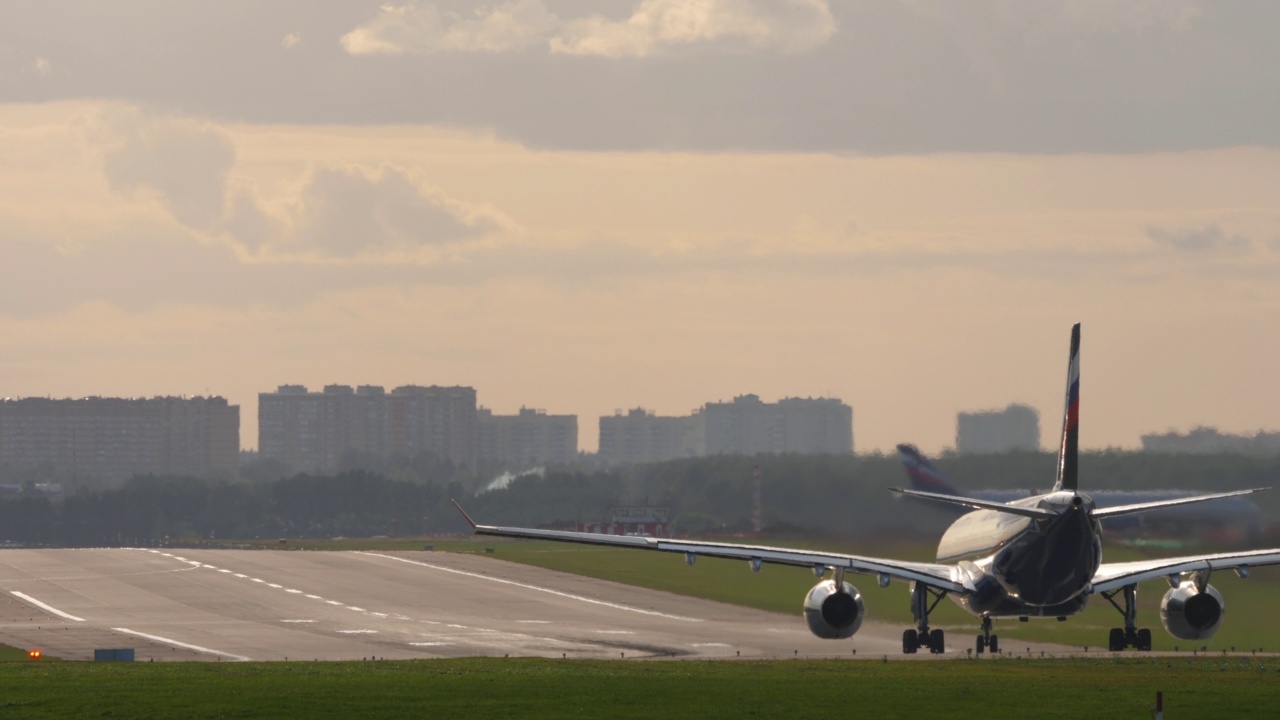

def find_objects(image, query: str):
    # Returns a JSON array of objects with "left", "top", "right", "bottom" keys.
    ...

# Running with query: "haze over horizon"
[{"left": 2, "top": 1, "right": 1278, "bottom": 455}]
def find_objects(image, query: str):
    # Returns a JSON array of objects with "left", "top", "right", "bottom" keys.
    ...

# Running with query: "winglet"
[
  {"left": 451, "top": 499, "right": 478, "bottom": 529},
  {"left": 1054, "top": 323, "right": 1081, "bottom": 493}
]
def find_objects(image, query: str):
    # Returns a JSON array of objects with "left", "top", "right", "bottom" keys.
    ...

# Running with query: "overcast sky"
[{"left": 2, "top": 1, "right": 1278, "bottom": 456}]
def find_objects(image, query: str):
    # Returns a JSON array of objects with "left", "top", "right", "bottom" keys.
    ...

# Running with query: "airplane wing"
[
  {"left": 453, "top": 501, "right": 965, "bottom": 593},
  {"left": 1091, "top": 488, "right": 1268, "bottom": 519},
  {"left": 889, "top": 488, "right": 1058, "bottom": 519},
  {"left": 1091, "top": 548, "right": 1280, "bottom": 593}
]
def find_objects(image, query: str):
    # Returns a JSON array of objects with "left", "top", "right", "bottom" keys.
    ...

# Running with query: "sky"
[{"left": 2, "top": 0, "right": 1278, "bottom": 455}]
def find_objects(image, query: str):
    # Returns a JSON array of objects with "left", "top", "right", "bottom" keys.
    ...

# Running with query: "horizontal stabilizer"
[
  {"left": 890, "top": 488, "right": 1058, "bottom": 519},
  {"left": 1092, "top": 488, "right": 1269, "bottom": 519}
]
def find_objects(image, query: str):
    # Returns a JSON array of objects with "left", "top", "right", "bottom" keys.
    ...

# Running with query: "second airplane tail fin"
[
  {"left": 897, "top": 443, "right": 960, "bottom": 496},
  {"left": 1054, "top": 323, "right": 1082, "bottom": 493}
]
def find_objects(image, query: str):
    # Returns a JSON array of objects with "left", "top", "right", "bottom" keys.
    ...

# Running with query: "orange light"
[{"left": 28, "top": 649, "right": 42, "bottom": 659}]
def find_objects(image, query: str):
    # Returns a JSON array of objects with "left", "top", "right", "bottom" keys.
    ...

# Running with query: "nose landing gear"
[{"left": 975, "top": 615, "right": 999, "bottom": 655}]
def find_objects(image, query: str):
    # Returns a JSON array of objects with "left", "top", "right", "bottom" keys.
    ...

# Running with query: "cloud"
[
  {"left": 341, "top": 0, "right": 560, "bottom": 55},
  {"left": 1145, "top": 224, "right": 1251, "bottom": 253},
  {"left": 897, "top": 0, "right": 1203, "bottom": 37},
  {"left": 341, "top": 0, "right": 835, "bottom": 58},
  {"left": 86, "top": 108, "right": 511, "bottom": 260},
  {"left": 245, "top": 165, "right": 507, "bottom": 259},
  {"left": 100, "top": 112, "right": 236, "bottom": 229},
  {"left": 552, "top": 0, "right": 837, "bottom": 58}
]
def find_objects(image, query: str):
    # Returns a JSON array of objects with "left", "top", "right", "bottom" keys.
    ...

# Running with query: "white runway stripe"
[
  {"left": 356, "top": 552, "right": 701, "bottom": 622},
  {"left": 113, "top": 627, "right": 250, "bottom": 662},
  {"left": 10, "top": 591, "right": 85, "bottom": 622}
]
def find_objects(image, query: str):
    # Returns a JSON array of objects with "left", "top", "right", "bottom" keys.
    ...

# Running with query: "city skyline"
[{"left": 3, "top": 2, "right": 1278, "bottom": 456}]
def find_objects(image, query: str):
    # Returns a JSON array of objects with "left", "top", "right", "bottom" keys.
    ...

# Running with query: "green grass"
[
  {"left": 1, "top": 643, "right": 40, "bottom": 661},
  {"left": 1, "top": 657, "right": 1277, "bottom": 719},
  {"left": 224, "top": 534, "right": 1280, "bottom": 652}
]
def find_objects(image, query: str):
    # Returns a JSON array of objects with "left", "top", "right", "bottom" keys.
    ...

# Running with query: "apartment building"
[
  {"left": 258, "top": 384, "right": 477, "bottom": 473},
  {"left": 0, "top": 396, "right": 239, "bottom": 484}
]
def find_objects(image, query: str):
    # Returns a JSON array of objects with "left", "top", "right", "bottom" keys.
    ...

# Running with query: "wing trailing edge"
[
  {"left": 1091, "top": 488, "right": 1269, "bottom": 519},
  {"left": 890, "top": 487, "right": 1058, "bottom": 519}
]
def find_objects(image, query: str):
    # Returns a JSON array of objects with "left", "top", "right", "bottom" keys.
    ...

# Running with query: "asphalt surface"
[{"left": 0, "top": 548, "right": 1071, "bottom": 662}]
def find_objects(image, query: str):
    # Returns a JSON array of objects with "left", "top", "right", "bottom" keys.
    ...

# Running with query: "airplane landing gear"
[
  {"left": 902, "top": 583, "right": 947, "bottom": 654},
  {"left": 1102, "top": 584, "right": 1152, "bottom": 651},
  {"left": 975, "top": 615, "right": 999, "bottom": 655}
]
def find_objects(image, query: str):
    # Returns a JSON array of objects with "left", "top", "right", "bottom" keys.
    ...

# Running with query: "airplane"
[
  {"left": 896, "top": 444, "right": 1263, "bottom": 533},
  {"left": 454, "top": 324, "right": 1280, "bottom": 655}
]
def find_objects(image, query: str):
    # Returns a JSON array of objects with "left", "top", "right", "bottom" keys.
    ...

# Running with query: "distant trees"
[{"left": 0, "top": 450, "right": 1277, "bottom": 546}]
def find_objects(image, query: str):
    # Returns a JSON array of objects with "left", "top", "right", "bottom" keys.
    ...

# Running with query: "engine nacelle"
[
  {"left": 803, "top": 579, "right": 865, "bottom": 639},
  {"left": 1160, "top": 581, "right": 1225, "bottom": 641}
]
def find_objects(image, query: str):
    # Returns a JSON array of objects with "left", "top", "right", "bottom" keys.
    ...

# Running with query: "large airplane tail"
[
  {"left": 1054, "top": 323, "right": 1082, "bottom": 493},
  {"left": 897, "top": 444, "right": 961, "bottom": 496}
]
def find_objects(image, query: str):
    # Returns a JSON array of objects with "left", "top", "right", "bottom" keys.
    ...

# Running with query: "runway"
[{"left": 1, "top": 549, "right": 1066, "bottom": 662}]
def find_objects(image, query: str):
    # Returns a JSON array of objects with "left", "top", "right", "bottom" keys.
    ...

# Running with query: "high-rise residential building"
[
  {"left": 1141, "top": 427, "right": 1280, "bottom": 456},
  {"left": 476, "top": 407, "right": 578, "bottom": 467},
  {"left": 704, "top": 395, "right": 854, "bottom": 456},
  {"left": 258, "top": 384, "right": 477, "bottom": 473},
  {"left": 599, "top": 395, "right": 853, "bottom": 464},
  {"left": 955, "top": 403, "right": 1041, "bottom": 454},
  {"left": 0, "top": 396, "right": 239, "bottom": 485},
  {"left": 598, "top": 408, "right": 705, "bottom": 465}
]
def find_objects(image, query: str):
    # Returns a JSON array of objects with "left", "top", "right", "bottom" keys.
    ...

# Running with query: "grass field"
[
  {"left": 228, "top": 535, "right": 1280, "bottom": 652},
  {"left": 1, "top": 656, "right": 1277, "bottom": 719},
  {"left": 1, "top": 642, "right": 37, "bottom": 661}
]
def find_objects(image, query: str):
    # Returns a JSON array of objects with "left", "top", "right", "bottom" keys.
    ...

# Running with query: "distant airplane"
[
  {"left": 456, "top": 324, "right": 1280, "bottom": 654},
  {"left": 896, "top": 444, "right": 1263, "bottom": 533}
]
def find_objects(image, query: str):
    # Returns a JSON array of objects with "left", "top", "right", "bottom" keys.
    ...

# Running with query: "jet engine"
[
  {"left": 1160, "top": 581, "right": 1225, "bottom": 641},
  {"left": 803, "top": 579, "right": 865, "bottom": 639}
]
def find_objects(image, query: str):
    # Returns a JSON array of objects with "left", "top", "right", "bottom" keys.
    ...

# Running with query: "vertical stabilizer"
[
  {"left": 896, "top": 444, "right": 961, "bottom": 496},
  {"left": 1054, "top": 323, "right": 1081, "bottom": 492}
]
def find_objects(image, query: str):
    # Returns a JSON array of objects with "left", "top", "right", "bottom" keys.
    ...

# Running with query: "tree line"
[{"left": 2, "top": 450, "right": 1278, "bottom": 546}]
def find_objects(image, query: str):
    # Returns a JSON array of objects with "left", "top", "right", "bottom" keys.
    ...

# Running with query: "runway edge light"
[{"left": 28, "top": 649, "right": 42, "bottom": 660}]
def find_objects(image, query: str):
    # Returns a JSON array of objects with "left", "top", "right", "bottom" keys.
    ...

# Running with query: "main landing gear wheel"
[
  {"left": 975, "top": 616, "right": 998, "bottom": 655},
  {"left": 903, "top": 583, "right": 948, "bottom": 654},
  {"left": 904, "top": 629, "right": 945, "bottom": 654},
  {"left": 1102, "top": 584, "right": 1153, "bottom": 651}
]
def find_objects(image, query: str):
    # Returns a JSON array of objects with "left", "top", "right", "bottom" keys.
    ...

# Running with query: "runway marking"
[
  {"left": 281, "top": 619, "right": 316, "bottom": 623},
  {"left": 347, "top": 606, "right": 366, "bottom": 612},
  {"left": 10, "top": 591, "right": 85, "bottom": 622},
  {"left": 234, "top": 574, "right": 248, "bottom": 579},
  {"left": 218, "top": 569, "right": 232, "bottom": 574},
  {"left": 592, "top": 630, "right": 634, "bottom": 635},
  {"left": 286, "top": 589, "right": 303, "bottom": 594},
  {"left": 267, "top": 583, "right": 283, "bottom": 589},
  {"left": 691, "top": 643, "right": 731, "bottom": 647},
  {"left": 113, "top": 627, "right": 250, "bottom": 662},
  {"left": 337, "top": 629, "right": 377, "bottom": 634},
  {"left": 326, "top": 600, "right": 343, "bottom": 606},
  {"left": 357, "top": 552, "right": 701, "bottom": 622},
  {"left": 368, "top": 612, "right": 387, "bottom": 618},
  {"left": 409, "top": 642, "right": 449, "bottom": 647},
  {"left": 251, "top": 578, "right": 265, "bottom": 583},
  {"left": 305, "top": 594, "right": 322, "bottom": 600},
  {"left": 517, "top": 620, "right": 551, "bottom": 624}
]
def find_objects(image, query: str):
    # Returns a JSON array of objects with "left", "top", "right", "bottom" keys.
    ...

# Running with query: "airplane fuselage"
[{"left": 940, "top": 491, "right": 1103, "bottom": 618}]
